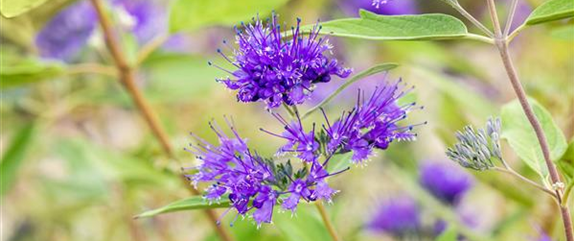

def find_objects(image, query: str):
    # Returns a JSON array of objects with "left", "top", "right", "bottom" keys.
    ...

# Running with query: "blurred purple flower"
[
  {"left": 340, "top": 0, "right": 419, "bottom": 17},
  {"left": 368, "top": 196, "right": 421, "bottom": 237},
  {"left": 35, "top": 1, "right": 97, "bottom": 61},
  {"left": 419, "top": 161, "right": 473, "bottom": 205},
  {"left": 112, "top": 0, "right": 167, "bottom": 43},
  {"left": 507, "top": 0, "right": 531, "bottom": 32},
  {"left": 212, "top": 13, "right": 352, "bottom": 109},
  {"left": 36, "top": 0, "right": 167, "bottom": 61}
]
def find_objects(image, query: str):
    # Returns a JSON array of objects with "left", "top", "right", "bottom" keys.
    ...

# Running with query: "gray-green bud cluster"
[{"left": 446, "top": 117, "right": 503, "bottom": 171}]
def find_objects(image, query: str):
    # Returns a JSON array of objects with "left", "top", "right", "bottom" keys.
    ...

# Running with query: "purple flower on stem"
[
  {"left": 419, "top": 161, "right": 473, "bottom": 205},
  {"left": 323, "top": 80, "right": 423, "bottom": 163},
  {"left": 187, "top": 118, "right": 346, "bottom": 226},
  {"left": 368, "top": 196, "right": 421, "bottom": 237},
  {"left": 261, "top": 113, "right": 319, "bottom": 162},
  {"left": 211, "top": 13, "right": 352, "bottom": 109}
]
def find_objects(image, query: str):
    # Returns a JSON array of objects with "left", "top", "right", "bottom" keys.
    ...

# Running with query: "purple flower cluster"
[
  {"left": 262, "top": 80, "right": 421, "bottom": 164},
  {"left": 36, "top": 0, "right": 167, "bottom": 61},
  {"left": 323, "top": 80, "right": 421, "bottom": 163},
  {"left": 368, "top": 196, "right": 421, "bottom": 236},
  {"left": 186, "top": 120, "right": 341, "bottom": 226},
  {"left": 212, "top": 14, "right": 352, "bottom": 109},
  {"left": 419, "top": 162, "right": 473, "bottom": 205}
]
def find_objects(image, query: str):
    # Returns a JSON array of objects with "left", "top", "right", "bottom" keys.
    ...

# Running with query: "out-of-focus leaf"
[
  {"left": 1, "top": 123, "right": 36, "bottom": 196},
  {"left": 274, "top": 204, "right": 331, "bottom": 241},
  {"left": 169, "top": 0, "right": 288, "bottom": 33},
  {"left": 557, "top": 140, "right": 574, "bottom": 182},
  {"left": 135, "top": 196, "right": 231, "bottom": 218},
  {"left": 501, "top": 98, "right": 568, "bottom": 182},
  {"left": 302, "top": 63, "right": 398, "bottom": 119},
  {"left": 436, "top": 226, "right": 458, "bottom": 241},
  {"left": 0, "top": 0, "right": 51, "bottom": 18},
  {"left": 0, "top": 58, "right": 65, "bottom": 88},
  {"left": 303, "top": 10, "right": 467, "bottom": 41},
  {"left": 412, "top": 67, "right": 496, "bottom": 119},
  {"left": 526, "top": 0, "right": 574, "bottom": 25},
  {"left": 142, "top": 53, "right": 221, "bottom": 103},
  {"left": 551, "top": 24, "right": 574, "bottom": 41}
]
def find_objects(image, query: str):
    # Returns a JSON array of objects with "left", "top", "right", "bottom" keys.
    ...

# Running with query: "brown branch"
[
  {"left": 486, "top": 0, "right": 573, "bottom": 240},
  {"left": 88, "top": 0, "right": 234, "bottom": 240}
]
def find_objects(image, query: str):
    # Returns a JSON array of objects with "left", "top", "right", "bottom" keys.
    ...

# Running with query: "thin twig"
[
  {"left": 503, "top": 0, "right": 519, "bottom": 37},
  {"left": 450, "top": 2, "right": 495, "bottom": 37},
  {"left": 486, "top": 0, "right": 573, "bottom": 239},
  {"left": 136, "top": 33, "right": 169, "bottom": 66},
  {"left": 67, "top": 63, "right": 117, "bottom": 77},
  {"left": 88, "top": 0, "right": 235, "bottom": 240},
  {"left": 493, "top": 167, "right": 557, "bottom": 198}
]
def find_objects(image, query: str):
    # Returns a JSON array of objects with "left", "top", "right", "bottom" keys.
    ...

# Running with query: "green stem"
[{"left": 315, "top": 202, "right": 342, "bottom": 241}]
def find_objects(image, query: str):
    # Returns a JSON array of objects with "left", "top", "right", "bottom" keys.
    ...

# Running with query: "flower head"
[
  {"left": 368, "top": 196, "right": 421, "bottom": 237},
  {"left": 212, "top": 13, "right": 352, "bottom": 108},
  {"left": 323, "top": 80, "right": 422, "bottom": 163},
  {"left": 420, "top": 161, "right": 473, "bottom": 205},
  {"left": 446, "top": 117, "right": 502, "bottom": 171},
  {"left": 187, "top": 119, "right": 344, "bottom": 226}
]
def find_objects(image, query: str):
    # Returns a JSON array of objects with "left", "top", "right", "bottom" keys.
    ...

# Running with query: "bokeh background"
[{"left": 1, "top": 0, "right": 573, "bottom": 240}]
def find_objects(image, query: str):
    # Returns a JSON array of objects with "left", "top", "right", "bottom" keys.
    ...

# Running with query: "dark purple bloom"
[
  {"left": 187, "top": 119, "right": 344, "bottom": 226},
  {"left": 212, "top": 14, "right": 352, "bottom": 108},
  {"left": 419, "top": 161, "right": 473, "bottom": 205},
  {"left": 340, "top": 0, "right": 418, "bottom": 17},
  {"left": 323, "top": 80, "right": 421, "bottom": 163},
  {"left": 35, "top": 1, "right": 97, "bottom": 61},
  {"left": 368, "top": 196, "right": 421, "bottom": 237},
  {"left": 261, "top": 113, "right": 319, "bottom": 162}
]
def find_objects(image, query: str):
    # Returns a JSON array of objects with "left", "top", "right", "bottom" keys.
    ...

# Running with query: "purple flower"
[
  {"left": 36, "top": 0, "right": 167, "bottom": 61},
  {"left": 261, "top": 113, "right": 319, "bottom": 162},
  {"left": 419, "top": 161, "right": 473, "bottom": 205},
  {"left": 340, "top": 0, "right": 418, "bottom": 17},
  {"left": 186, "top": 119, "right": 344, "bottom": 226},
  {"left": 323, "top": 80, "right": 422, "bottom": 163},
  {"left": 35, "top": 1, "right": 97, "bottom": 61},
  {"left": 368, "top": 196, "right": 421, "bottom": 237},
  {"left": 212, "top": 13, "right": 352, "bottom": 109}
]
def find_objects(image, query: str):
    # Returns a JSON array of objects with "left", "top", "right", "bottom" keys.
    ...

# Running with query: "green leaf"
[
  {"left": 526, "top": 0, "right": 574, "bottom": 25},
  {"left": 0, "top": 0, "right": 51, "bottom": 18},
  {"left": 302, "top": 10, "right": 468, "bottom": 41},
  {"left": 435, "top": 226, "right": 458, "bottom": 241},
  {"left": 501, "top": 98, "right": 568, "bottom": 181},
  {"left": 169, "top": 0, "right": 288, "bottom": 33},
  {"left": 301, "top": 63, "right": 398, "bottom": 119},
  {"left": 551, "top": 25, "right": 574, "bottom": 41},
  {"left": 1, "top": 58, "right": 65, "bottom": 89},
  {"left": 557, "top": 140, "right": 574, "bottom": 182},
  {"left": 1, "top": 123, "right": 36, "bottom": 196},
  {"left": 135, "top": 196, "right": 231, "bottom": 219}
]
